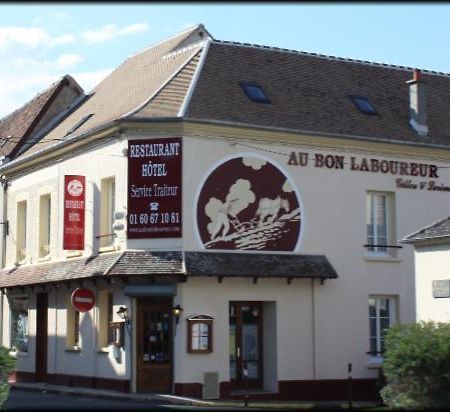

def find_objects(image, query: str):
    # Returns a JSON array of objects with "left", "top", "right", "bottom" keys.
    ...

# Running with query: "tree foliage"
[
  {"left": 380, "top": 322, "right": 450, "bottom": 409},
  {"left": 0, "top": 346, "right": 16, "bottom": 407}
]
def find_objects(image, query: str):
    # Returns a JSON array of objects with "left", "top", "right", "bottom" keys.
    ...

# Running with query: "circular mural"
[{"left": 196, "top": 154, "right": 302, "bottom": 251}]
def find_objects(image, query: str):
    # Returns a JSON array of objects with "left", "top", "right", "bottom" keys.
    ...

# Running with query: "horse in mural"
[{"left": 255, "top": 196, "right": 290, "bottom": 226}]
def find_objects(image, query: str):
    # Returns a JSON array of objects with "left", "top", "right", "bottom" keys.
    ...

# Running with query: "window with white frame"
[
  {"left": 366, "top": 191, "right": 396, "bottom": 254},
  {"left": 16, "top": 201, "right": 27, "bottom": 262},
  {"left": 97, "top": 290, "right": 114, "bottom": 348},
  {"left": 66, "top": 296, "right": 81, "bottom": 348},
  {"left": 10, "top": 296, "right": 29, "bottom": 353},
  {"left": 38, "top": 194, "right": 51, "bottom": 258},
  {"left": 368, "top": 296, "right": 396, "bottom": 354},
  {"left": 99, "top": 177, "right": 115, "bottom": 248}
]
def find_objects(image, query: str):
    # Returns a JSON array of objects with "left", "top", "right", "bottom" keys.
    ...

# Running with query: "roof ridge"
[
  {"left": 121, "top": 43, "right": 204, "bottom": 119},
  {"left": 129, "top": 24, "right": 207, "bottom": 60},
  {"left": 0, "top": 75, "right": 69, "bottom": 125},
  {"left": 212, "top": 39, "right": 450, "bottom": 78}
]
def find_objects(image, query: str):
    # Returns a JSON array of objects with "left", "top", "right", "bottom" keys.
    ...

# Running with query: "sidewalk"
[{"left": 10, "top": 382, "right": 379, "bottom": 410}]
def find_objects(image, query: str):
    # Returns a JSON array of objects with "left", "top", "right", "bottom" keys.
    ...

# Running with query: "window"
[
  {"left": 66, "top": 296, "right": 81, "bottom": 348},
  {"left": 38, "top": 194, "right": 51, "bottom": 258},
  {"left": 97, "top": 290, "right": 114, "bottom": 348},
  {"left": 349, "top": 95, "right": 377, "bottom": 115},
  {"left": 369, "top": 296, "right": 396, "bottom": 354},
  {"left": 366, "top": 191, "right": 396, "bottom": 255},
  {"left": 16, "top": 201, "right": 27, "bottom": 262},
  {"left": 10, "top": 297, "right": 28, "bottom": 353},
  {"left": 99, "top": 177, "right": 115, "bottom": 248},
  {"left": 240, "top": 82, "right": 271, "bottom": 104}
]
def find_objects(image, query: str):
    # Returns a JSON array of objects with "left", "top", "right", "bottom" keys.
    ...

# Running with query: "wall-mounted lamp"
[
  {"left": 117, "top": 306, "right": 131, "bottom": 325},
  {"left": 172, "top": 304, "right": 183, "bottom": 324}
]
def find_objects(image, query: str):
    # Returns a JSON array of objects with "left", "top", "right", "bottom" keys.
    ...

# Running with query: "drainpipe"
[
  {"left": 1, "top": 177, "right": 8, "bottom": 269},
  {"left": 311, "top": 278, "right": 317, "bottom": 400},
  {"left": 0, "top": 177, "right": 7, "bottom": 346}
]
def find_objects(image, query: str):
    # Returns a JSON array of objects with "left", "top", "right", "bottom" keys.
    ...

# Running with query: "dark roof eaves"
[
  {"left": 183, "top": 117, "right": 450, "bottom": 151},
  {"left": 211, "top": 39, "right": 450, "bottom": 79},
  {"left": 401, "top": 216, "right": 450, "bottom": 243}
]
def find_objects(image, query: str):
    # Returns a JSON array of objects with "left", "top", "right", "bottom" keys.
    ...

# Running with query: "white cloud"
[
  {"left": 81, "top": 23, "right": 149, "bottom": 44},
  {"left": 0, "top": 26, "right": 76, "bottom": 50},
  {"left": 55, "top": 54, "right": 85, "bottom": 70}
]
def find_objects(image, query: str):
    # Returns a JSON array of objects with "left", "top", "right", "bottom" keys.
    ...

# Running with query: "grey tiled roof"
[
  {"left": 402, "top": 216, "right": 450, "bottom": 243},
  {"left": 13, "top": 24, "right": 450, "bottom": 165},
  {"left": 0, "top": 252, "right": 120, "bottom": 288},
  {"left": 0, "top": 250, "right": 337, "bottom": 288},
  {"left": 185, "top": 251, "right": 338, "bottom": 279},
  {"left": 0, "top": 75, "right": 84, "bottom": 159}
]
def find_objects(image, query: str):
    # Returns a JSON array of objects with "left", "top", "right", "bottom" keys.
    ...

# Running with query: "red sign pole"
[{"left": 63, "top": 175, "right": 85, "bottom": 250}]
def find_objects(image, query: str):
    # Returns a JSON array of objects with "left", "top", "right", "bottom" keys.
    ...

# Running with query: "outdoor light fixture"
[
  {"left": 117, "top": 306, "right": 130, "bottom": 325},
  {"left": 172, "top": 304, "right": 183, "bottom": 324}
]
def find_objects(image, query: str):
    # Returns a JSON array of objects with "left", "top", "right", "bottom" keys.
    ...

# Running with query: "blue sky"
[{"left": 1, "top": 3, "right": 450, "bottom": 118}]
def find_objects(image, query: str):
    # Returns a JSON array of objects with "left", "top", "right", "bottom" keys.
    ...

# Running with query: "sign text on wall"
[
  {"left": 127, "top": 137, "right": 182, "bottom": 238},
  {"left": 63, "top": 175, "right": 85, "bottom": 250}
]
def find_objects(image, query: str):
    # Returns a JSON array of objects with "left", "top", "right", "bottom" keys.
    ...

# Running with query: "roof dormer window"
[
  {"left": 349, "top": 95, "right": 377, "bottom": 115},
  {"left": 241, "top": 82, "right": 271, "bottom": 104}
]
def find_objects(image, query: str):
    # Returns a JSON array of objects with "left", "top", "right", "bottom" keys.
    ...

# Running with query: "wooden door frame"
[
  {"left": 135, "top": 297, "right": 174, "bottom": 393},
  {"left": 35, "top": 292, "right": 48, "bottom": 382},
  {"left": 230, "top": 301, "right": 264, "bottom": 390}
]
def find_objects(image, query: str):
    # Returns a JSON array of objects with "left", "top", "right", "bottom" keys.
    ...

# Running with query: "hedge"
[{"left": 380, "top": 322, "right": 450, "bottom": 409}]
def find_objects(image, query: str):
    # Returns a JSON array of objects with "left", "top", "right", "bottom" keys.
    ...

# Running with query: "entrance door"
[
  {"left": 136, "top": 298, "right": 173, "bottom": 393},
  {"left": 35, "top": 293, "right": 48, "bottom": 382},
  {"left": 229, "top": 302, "right": 263, "bottom": 389}
]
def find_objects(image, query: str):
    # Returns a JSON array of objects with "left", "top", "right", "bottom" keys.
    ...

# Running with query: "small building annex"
[
  {"left": 402, "top": 216, "right": 450, "bottom": 323},
  {"left": 0, "top": 24, "right": 449, "bottom": 401}
]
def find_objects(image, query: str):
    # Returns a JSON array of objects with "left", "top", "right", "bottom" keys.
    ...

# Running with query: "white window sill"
[
  {"left": 66, "top": 251, "right": 82, "bottom": 258},
  {"left": 37, "top": 255, "right": 51, "bottom": 263},
  {"left": 65, "top": 346, "right": 82, "bottom": 352},
  {"left": 367, "top": 354, "right": 384, "bottom": 369},
  {"left": 99, "top": 245, "right": 117, "bottom": 253},
  {"left": 96, "top": 346, "right": 110, "bottom": 353},
  {"left": 10, "top": 351, "right": 28, "bottom": 358},
  {"left": 364, "top": 255, "right": 401, "bottom": 263}
]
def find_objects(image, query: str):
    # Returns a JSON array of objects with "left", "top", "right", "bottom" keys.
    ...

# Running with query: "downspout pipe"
[{"left": 0, "top": 176, "right": 7, "bottom": 345}]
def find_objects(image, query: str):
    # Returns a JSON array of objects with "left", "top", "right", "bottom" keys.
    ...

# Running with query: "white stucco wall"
[
  {"left": 1, "top": 130, "right": 450, "bottom": 388},
  {"left": 414, "top": 244, "right": 450, "bottom": 323}
]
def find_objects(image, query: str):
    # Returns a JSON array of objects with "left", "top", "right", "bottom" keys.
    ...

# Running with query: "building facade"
[
  {"left": 402, "top": 217, "right": 450, "bottom": 323},
  {"left": 0, "top": 25, "right": 450, "bottom": 401}
]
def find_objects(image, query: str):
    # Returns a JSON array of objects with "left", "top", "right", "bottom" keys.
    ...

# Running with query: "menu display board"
[{"left": 127, "top": 137, "right": 182, "bottom": 238}]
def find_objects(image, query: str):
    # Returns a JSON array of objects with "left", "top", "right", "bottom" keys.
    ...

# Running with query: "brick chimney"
[{"left": 406, "top": 69, "right": 428, "bottom": 136}]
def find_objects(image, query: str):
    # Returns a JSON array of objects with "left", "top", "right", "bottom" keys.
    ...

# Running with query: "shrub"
[
  {"left": 0, "top": 346, "right": 16, "bottom": 408},
  {"left": 380, "top": 322, "right": 450, "bottom": 409}
]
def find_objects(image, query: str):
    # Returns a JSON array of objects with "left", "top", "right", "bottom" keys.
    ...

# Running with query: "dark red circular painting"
[{"left": 196, "top": 155, "right": 302, "bottom": 251}]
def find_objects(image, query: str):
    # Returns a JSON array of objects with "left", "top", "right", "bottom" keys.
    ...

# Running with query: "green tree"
[
  {"left": 380, "top": 322, "right": 450, "bottom": 409},
  {"left": 0, "top": 346, "right": 16, "bottom": 408}
]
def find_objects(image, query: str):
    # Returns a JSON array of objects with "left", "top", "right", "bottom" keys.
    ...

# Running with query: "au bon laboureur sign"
[
  {"left": 127, "top": 137, "right": 182, "bottom": 238},
  {"left": 63, "top": 175, "right": 85, "bottom": 250}
]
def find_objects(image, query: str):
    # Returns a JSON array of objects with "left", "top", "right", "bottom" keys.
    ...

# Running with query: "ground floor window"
[
  {"left": 368, "top": 296, "right": 396, "bottom": 354},
  {"left": 66, "top": 296, "right": 81, "bottom": 348},
  {"left": 10, "top": 296, "right": 29, "bottom": 353}
]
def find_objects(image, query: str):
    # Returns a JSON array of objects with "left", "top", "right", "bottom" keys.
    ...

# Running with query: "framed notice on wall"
[
  {"left": 127, "top": 137, "right": 182, "bottom": 239},
  {"left": 63, "top": 175, "right": 85, "bottom": 250}
]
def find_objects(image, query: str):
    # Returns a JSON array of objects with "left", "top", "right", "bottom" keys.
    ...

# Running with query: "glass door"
[{"left": 229, "top": 302, "right": 263, "bottom": 389}]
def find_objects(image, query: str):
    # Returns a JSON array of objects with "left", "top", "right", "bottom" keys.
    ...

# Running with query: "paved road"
[{"left": 3, "top": 388, "right": 278, "bottom": 411}]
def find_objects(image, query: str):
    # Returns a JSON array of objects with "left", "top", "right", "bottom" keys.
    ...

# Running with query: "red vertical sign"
[
  {"left": 127, "top": 137, "right": 182, "bottom": 238},
  {"left": 63, "top": 175, "right": 85, "bottom": 250}
]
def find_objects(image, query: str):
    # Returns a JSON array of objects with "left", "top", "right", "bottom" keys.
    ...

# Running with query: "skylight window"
[
  {"left": 349, "top": 95, "right": 377, "bottom": 115},
  {"left": 240, "top": 82, "right": 271, "bottom": 104},
  {"left": 66, "top": 113, "right": 94, "bottom": 136}
]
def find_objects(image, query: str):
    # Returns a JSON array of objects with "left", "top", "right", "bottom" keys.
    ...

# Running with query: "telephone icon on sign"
[{"left": 150, "top": 202, "right": 159, "bottom": 211}]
